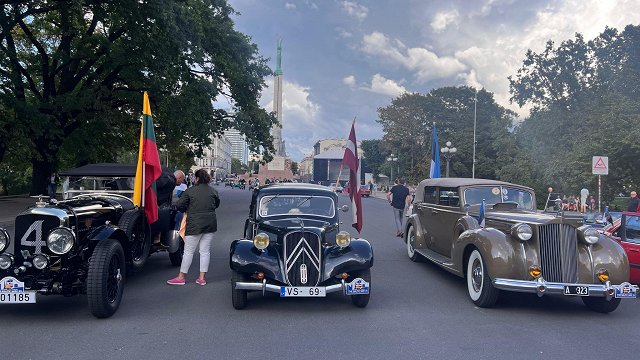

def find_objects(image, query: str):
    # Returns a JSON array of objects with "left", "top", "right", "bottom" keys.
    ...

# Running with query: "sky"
[{"left": 226, "top": 0, "right": 640, "bottom": 161}]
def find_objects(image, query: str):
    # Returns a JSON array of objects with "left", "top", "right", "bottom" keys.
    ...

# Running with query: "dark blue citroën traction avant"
[{"left": 229, "top": 183, "right": 374, "bottom": 309}]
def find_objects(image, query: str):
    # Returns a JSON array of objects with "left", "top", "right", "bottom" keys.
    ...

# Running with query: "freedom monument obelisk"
[{"left": 258, "top": 39, "right": 293, "bottom": 181}]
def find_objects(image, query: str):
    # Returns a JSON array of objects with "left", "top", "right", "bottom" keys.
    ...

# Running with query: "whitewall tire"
[{"left": 466, "top": 249, "right": 499, "bottom": 307}]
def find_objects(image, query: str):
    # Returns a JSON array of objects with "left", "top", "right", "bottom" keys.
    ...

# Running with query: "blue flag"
[
  {"left": 429, "top": 123, "right": 441, "bottom": 178},
  {"left": 478, "top": 200, "right": 486, "bottom": 227}
]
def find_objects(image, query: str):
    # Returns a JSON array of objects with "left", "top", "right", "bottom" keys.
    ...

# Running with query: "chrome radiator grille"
[
  {"left": 538, "top": 224, "right": 578, "bottom": 283},
  {"left": 284, "top": 231, "right": 321, "bottom": 286}
]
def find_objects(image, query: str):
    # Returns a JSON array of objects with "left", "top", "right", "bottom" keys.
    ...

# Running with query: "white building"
[
  {"left": 224, "top": 129, "right": 249, "bottom": 165},
  {"left": 192, "top": 135, "right": 232, "bottom": 180}
]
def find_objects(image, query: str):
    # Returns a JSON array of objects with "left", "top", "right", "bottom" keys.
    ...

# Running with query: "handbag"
[{"left": 179, "top": 213, "right": 187, "bottom": 238}]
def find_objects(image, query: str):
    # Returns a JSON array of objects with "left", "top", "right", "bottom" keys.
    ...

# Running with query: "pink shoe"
[
  {"left": 195, "top": 278, "right": 207, "bottom": 286},
  {"left": 166, "top": 277, "right": 185, "bottom": 285}
]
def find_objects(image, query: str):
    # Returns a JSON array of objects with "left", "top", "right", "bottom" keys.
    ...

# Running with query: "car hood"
[
  {"left": 258, "top": 218, "right": 335, "bottom": 233},
  {"left": 486, "top": 210, "right": 575, "bottom": 226}
]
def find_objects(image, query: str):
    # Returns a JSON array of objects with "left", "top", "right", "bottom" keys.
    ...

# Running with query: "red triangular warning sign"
[{"left": 594, "top": 157, "right": 607, "bottom": 169}]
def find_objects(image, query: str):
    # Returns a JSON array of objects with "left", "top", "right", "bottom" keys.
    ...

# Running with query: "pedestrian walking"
[
  {"left": 48, "top": 172, "right": 59, "bottom": 199},
  {"left": 589, "top": 195, "right": 596, "bottom": 211},
  {"left": 580, "top": 188, "right": 589, "bottom": 213},
  {"left": 387, "top": 178, "right": 411, "bottom": 238},
  {"left": 166, "top": 169, "right": 220, "bottom": 286},
  {"left": 627, "top": 191, "right": 640, "bottom": 212}
]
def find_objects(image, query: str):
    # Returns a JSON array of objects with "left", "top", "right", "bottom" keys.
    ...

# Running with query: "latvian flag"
[{"left": 343, "top": 120, "right": 363, "bottom": 233}]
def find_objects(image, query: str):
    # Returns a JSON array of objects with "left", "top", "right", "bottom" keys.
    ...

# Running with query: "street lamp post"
[
  {"left": 387, "top": 154, "right": 398, "bottom": 183},
  {"left": 440, "top": 141, "right": 457, "bottom": 177}
]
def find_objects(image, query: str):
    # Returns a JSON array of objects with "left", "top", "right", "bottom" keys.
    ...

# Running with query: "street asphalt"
[{"left": 0, "top": 187, "right": 638, "bottom": 360}]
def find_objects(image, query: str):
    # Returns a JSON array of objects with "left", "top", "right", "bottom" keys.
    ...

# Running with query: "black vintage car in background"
[
  {"left": 229, "top": 183, "right": 374, "bottom": 309},
  {"left": 0, "top": 164, "right": 183, "bottom": 318}
]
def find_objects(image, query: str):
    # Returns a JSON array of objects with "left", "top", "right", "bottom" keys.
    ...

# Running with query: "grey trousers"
[{"left": 393, "top": 208, "right": 404, "bottom": 234}]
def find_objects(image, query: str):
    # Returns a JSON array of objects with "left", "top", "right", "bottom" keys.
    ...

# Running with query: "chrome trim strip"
[
  {"left": 493, "top": 278, "right": 638, "bottom": 298},
  {"left": 234, "top": 281, "right": 345, "bottom": 295}
]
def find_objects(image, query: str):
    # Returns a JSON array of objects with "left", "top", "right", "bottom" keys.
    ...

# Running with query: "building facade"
[
  {"left": 224, "top": 129, "right": 249, "bottom": 165},
  {"left": 192, "top": 135, "right": 232, "bottom": 180}
]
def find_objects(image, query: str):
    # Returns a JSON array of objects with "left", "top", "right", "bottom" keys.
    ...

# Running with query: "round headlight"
[
  {"left": 253, "top": 233, "right": 270, "bottom": 250},
  {"left": 583, "top": 227, "right": 599, "bottom": 244},
  {"left": 0, "top": 254, "right": 13, "bottom": 270},
  {"left": 0, "top": 228, "right": 9, "bottom": 253},
  {"left": 47, "top": 228, "right": 75, "bottom": 255},
  {"left": 336, "top": 231, "right": 351, "bottom": 248},
  {"left": 512, "top": 223, "right": 533, "bottom": 241},
  {"left": 33, "top": 254, "right": 49, "bottom": 270}
]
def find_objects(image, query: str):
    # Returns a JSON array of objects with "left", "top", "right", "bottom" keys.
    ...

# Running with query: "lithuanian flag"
[{"left": 133, "top": 92, "right": 162, "bottom": 224}]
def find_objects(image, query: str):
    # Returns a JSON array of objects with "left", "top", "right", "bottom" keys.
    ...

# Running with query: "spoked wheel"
[
  {"left": 169, "top": 238, "right": 184, "bottom": 266},
  {"left": 406, "top": 226, "right": 421, "bottom": 262},
  {"left": 350, "top": 268, "right": 371, "bottom": 308},
  {"left": 231, "top": 270, "right": 248, "bottom": 310},
  {"left": 87, "top": 240, "right": 126, "bottom": 318},
  {"left": 118, "top": 209, "right": 150, "bottom": 273},
  {"left": 466, "top": 249, "right": 499, "bottom": 307}
]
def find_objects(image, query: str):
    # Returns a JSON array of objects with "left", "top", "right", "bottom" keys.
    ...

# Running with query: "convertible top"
[{"left": 60, "top": 163, "right": 173, "bottom": 177}]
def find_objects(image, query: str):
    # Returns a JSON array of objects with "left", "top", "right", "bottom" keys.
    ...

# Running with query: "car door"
[
  {"left": 618, "top": 213, "right": 640, "bottom": 285},
  {"left": 415, "top": 186, "right": 439, "bottom": 250},
  {"left": 431, "top": 187, "right": 462, "bottom": 258}
]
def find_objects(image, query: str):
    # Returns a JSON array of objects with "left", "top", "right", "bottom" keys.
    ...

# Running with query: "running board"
[{"left": 415, "top": 248, "right": 458, "bottom": 274}]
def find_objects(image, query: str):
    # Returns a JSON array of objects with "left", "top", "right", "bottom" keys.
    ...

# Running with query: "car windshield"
[
  {"left": 464, "top": 186, "right": 534, "bottom": 211},
  {"left": 258, "top": 195, "right": 335, "bottom": 218},
  {"left": 624, "top": 215, "right": 640, "bottom": 244}
]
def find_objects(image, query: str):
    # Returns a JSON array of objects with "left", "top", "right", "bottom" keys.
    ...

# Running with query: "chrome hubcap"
[
  {"left": 472, "top": 259, "right": 482, "bottom": 292},
  {"left": 408, "top": 232, "right": 414, "bottom": 254}
]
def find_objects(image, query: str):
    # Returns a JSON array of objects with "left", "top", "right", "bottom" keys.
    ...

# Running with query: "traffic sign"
[{"left": 592, "top": 156, "right": 608, "bottom": 175}]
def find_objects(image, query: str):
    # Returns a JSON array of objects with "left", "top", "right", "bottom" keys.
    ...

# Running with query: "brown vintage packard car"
[{"left": 404, "top": 178, "right": 638, "bottom": 313}]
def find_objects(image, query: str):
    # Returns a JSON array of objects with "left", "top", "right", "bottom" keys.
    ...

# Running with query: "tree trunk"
[{"left": 30, "top": 158, "right": 54, "bottom": 196}]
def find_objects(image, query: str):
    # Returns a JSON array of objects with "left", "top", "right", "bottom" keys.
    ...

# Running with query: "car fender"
[
  {"left": 453, "top": 227, "right": 523, "bottom": 280},
  {"left": 404, "top": 214, "right": 427, "bottom": 249},
  {"left": 229, "top": 239, "right": 286, "bottom": 283},
  {"left": 322, "top": 239, "right": 374, "bottom": 281},
  {"left": 582, "top": 235, "right": 630, "bottom": 284},
  {"left": 86, "top": 225, "right": 130, "bottom": 260}
]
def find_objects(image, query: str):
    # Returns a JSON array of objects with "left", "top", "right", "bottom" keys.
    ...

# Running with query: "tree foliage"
[{"left": 0, "top": 0, "right": 276, "bottom": 194}]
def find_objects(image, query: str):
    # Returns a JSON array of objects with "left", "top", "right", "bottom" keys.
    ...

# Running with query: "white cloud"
[
  {"left": 430, "top": 9, "right": 460, "bottom": 33},
  {"left": 361, "top": 74, "right": 407, "bottom": 97},
  {"left": 341, "top": 1, "right": 368, "bottom": 21},
  {"left": 310, "top": 2, "right": 318, "bottom": 10},
  {"left": 285, "top": 2, "right": 296, "bottom": 10},
  {"left": 361, "top": 31, "right": 467, "bottom": 82},
  {"left": 336, "top": 27, "right": 353, "bottom": 38},
  {"left": 343, "top": 75, "right": 356, "bottom": 87}
]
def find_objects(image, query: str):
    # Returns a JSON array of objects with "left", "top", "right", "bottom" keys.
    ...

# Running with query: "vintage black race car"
[
  {"left": 229, "top": 183, "right": 373, "bottom": 309},
  {"left": 0, "top": 163, "right": 184, "bottom": 318}
]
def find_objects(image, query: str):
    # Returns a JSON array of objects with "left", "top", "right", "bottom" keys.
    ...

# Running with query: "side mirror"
[{"left": 340, "top": 205, "right": 349, "bottom": 212}]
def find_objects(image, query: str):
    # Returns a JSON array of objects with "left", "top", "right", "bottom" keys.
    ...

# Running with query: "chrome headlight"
[
  {"left": 0, "top": 228, "right": 9, "bottom": 253},
  {"left": 511, "top": 223, "right": 533, "bottom": 241},
  {"left": 253, "top": 233, "right": 270, "bottom": 250},
  {"left": 33, "top": 254, "right": 49, "bottom": 270},
  {"left": 578, "top": 226, "right": 599, "bottom": 244},
  {"left": 47, "top": 227, "right": 75, "bottom": 255},
  {"left": 336, "top": 231, "right": 351, "bottom": 248},
  {"left": 0, "top": 254, "right": 13, "bottom": 270}
]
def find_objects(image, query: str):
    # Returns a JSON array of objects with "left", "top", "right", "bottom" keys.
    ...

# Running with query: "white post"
[
  {"left": 598, "top": 175, "right": 601, "bottom": 213},
  {"left": 472, "top": 89, "right": 477, "bottom": 179}
]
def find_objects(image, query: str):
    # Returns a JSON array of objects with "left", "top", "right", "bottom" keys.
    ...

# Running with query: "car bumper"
[
  {"left": 493, "top": 277, "right": 639, "bottom": 300},
  {"left": 234, "top": 279, "right": 349, "bottom": 296}
]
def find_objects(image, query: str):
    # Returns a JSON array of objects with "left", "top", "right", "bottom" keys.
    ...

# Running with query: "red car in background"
[
  {"left": 359, "top": 185, "right": 371, "bottom": 197},
  {"left": 603, "top": 212, "right": 640, "bottom": 285}
]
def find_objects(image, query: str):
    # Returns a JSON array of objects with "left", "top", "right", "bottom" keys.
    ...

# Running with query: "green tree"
[
  {"left": 0, "top": 0, "right": 276, "bottom": 195},
  {"left": 230, "top": 158, "right": 245, "bottom": 174},
  {"left": 377, "top": 87, "right": 521, "bottom": 183},
  {"left": 360, "top": 139, "right": 386, "bottom": 179}
]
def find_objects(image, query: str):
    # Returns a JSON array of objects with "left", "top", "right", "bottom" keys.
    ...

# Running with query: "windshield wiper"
[
  {"left": 295, "top": 196, "right": 313, "bottom": 208},
  {"left": 262, "top": 194, "right": 280, "bottom": 206}
]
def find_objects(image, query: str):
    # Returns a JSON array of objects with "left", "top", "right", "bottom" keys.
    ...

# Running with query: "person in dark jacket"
[
  {"left": 166, "top": 169, "right": 220, "bottom": 286},
  {"left": 627, "top": 191, "right": 640, "bottom": 212}
]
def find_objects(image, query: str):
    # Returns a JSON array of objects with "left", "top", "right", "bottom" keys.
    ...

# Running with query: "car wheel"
[
  {"left": 350, "top": 268, "right": 371, "bottom": 308},
  {"left": 118, "top": 209, "right": 150, "bottom": 273},
  {"left": 406, "top": 226, "right": 421, "bottom": 262},
  {"left": 87, "top": 240, "right": 126, "bottom": 318},
  {"left": 582, "top": 297, "right": 621, "bottom": 313},
  {"left": 168, "top": 238, "right": 184, "bottom": 267},
  {"left": 231, "top": 270, "right": 248, "bottom": 310},
  {"left": 466, "top": 249, "right": 499, "bottom": 307}
]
